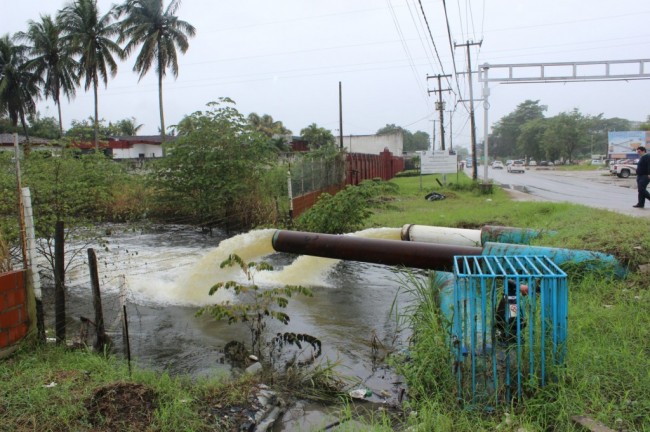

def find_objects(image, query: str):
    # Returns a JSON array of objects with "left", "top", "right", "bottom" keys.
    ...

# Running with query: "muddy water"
[{"left": 51, "top": 226, "right": 414, "bottom": 387}]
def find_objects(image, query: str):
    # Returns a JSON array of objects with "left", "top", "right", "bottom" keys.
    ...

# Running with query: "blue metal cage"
[{"left": 452, "top": 255, "right": 568, "bottom": 406}]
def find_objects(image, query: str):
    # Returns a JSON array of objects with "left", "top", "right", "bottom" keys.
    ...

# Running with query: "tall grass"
[{"left": 369, "top": 175, "right": 650, "bottom": 431}]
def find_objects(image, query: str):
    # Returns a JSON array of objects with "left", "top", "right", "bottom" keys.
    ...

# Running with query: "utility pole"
[
  {"left": 447, "top": 110, "right": 454, "bottom": 150},
  {"left": 455, "top": 40, "right": 482, "bottom": 180},
  {"left": 427, "top": 74, "right": 452, "bottom": 151},
  {"left": 429, "top": 120, "right": 436, "bottom": 151},
  {"left": 338, "top": 81, "right": 343, "bottom": 149}
]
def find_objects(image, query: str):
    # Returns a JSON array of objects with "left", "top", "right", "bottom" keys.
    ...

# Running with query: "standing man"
[{"left": 633, "top": 146, "right": 650, "bottom": 208}]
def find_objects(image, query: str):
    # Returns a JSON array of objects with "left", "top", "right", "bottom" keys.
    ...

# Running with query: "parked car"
[
  {"left": 492, "top": 160, "right": 504, "bottom": 169},
  {"left": 611, "top": 162, "right": 636, "bottom": 178},
  {"left": 528, "top": 160, "right": 537, "bottom": 166},
  {"left": 507, "top": 160, "right": 525, "bottom": 173}
]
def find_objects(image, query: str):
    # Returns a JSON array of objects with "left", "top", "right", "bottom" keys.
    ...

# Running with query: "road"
[{"left": 466, "top": 165, "right": 648, "bottom": 218}]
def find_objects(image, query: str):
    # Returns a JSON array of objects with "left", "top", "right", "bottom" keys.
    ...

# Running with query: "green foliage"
[
  {"left": 295, "top": 179, "right": 399, "bottom": 234},
  {"left": 25, "top": 115, "right": 61, "bottom": 139},
  {"left": 115, "top": 0, "right": 196, "bottom": 140},
  {"left": 247, "top": 112, "right": 291, "bottom": 137},
  {"left": 196, "top": 254, "right": 313, "bottom": 358},
  {"left": 299, "top": 123, "right": 335, "bottom": 149},
  {"left": 0, "top": 35, "right": 41, "bottom": 136},
  {"left": 542, "top": 109, "right": 588, "bottom": 163},
  {"left": 377, "top": 123, "right": 430, "bottom": 152},
  {"left": 148, "top": 99, "right": 278, "bottom": 231},
  {"left": 490, "top": 99, "right": 547, "bottom": 158},
  {"left": 391, "top": 271, "right": 456, "bottom": 401}
]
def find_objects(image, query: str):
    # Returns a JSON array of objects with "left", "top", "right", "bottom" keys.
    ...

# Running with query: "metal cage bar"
[{"left": 452, "top": 255, "right": 568, "bottom": 406}]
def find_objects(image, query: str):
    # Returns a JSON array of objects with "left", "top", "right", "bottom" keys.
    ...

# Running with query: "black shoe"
[{"left": 633, "top": 204, "right": 644, "bottom": 208}]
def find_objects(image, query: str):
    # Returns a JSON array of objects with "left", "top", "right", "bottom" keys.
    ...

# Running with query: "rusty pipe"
[{"left": 271, "top": 230, "right": 483, "bottom": 271}]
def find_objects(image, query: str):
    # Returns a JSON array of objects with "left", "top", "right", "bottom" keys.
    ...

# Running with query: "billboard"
[{"left": 608, "top": 131, "right": 650, "bottom": 159}]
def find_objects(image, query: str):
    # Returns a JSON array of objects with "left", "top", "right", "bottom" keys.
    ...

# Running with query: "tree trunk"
[
  {"left": 93, "top": 74, "right": 99, "bottom": 151},
  {"left": 54, "top": 221, "right": 66, "bottom": 344},
  {"left": 158, "top": 56, "right": 166, "bottom": 144}
]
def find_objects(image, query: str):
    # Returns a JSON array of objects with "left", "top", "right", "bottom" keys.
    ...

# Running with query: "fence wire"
[{"left": 290, "top": 156, "right": 346, "bottom": 197}]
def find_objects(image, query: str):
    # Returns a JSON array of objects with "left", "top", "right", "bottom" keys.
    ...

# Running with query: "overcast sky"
[{"left": 2, "top": 0, "right": 650, "bottom": 148}]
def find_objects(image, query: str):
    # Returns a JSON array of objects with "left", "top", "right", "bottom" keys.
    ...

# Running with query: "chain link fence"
[{"left": 289, "top": 155, "right": 346, "bottom": 197}]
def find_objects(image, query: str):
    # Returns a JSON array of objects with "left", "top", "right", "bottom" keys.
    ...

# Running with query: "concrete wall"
[
  {"left": 341, "top": 133, "right": 403, "bottom": 155},
  {"left": 113, "top": 143, "right": 163, "bottom": 159}
]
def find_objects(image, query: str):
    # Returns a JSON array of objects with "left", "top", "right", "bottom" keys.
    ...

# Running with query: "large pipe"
[
  {"left": 272, "top": 229, "right": 626, "bottom": 277},
  {"left": 271, "top": 230, "right": 482, "bottom": 271},
  {"left": 401, "top": 224, "right": 553, "bottom": 246},
  {"left": 400, "top": 224, "right": 481, "bottom": 247},
  {"left": 482, "top": 242, "right": 626, "bottom": 277}
]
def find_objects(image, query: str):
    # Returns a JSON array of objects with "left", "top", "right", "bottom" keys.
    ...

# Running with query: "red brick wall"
[{"left": 0, "top": 270, "right": 28, "bottom": 349}]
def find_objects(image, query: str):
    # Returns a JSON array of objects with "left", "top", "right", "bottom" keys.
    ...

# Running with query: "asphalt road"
[{"left": 466, "top": 165, "right": 648, "bottom": 218}]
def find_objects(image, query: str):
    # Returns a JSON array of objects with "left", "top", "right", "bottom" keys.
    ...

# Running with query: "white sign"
[{"left": 419, "top": 149, "right": 458, "bottom": 174}]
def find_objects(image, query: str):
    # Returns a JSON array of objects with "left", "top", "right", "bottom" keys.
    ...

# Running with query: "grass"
[
  {"left": 2, "top": 172, "right": 649, "bottom": 431},
  {"left": 364, "top": 174, "right": 650, "bottom": 431}
]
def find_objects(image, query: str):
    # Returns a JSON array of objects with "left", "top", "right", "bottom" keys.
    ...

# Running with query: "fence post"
[
  {"left": 54, "top": 221, "right": 65, "bottom": 344},
  {"left": 87, "top": 248, "right": 108, "bottom": 352}
]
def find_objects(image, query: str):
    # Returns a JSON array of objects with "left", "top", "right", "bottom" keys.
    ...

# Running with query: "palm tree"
[
  {"left": 247, "top": 112, "right": 292, "bottom": 138},
  {"left": 116, "top": 0, "right": 195, "bottom": 143},
  {"left": 59, "top": 0, "right": 124, "bottom": 150},
  {"left": 0, "top": 34, "right": 41, "bottom": 141},
  {"left": 16, "top": 15, "right": 78, "bottom": 138}
]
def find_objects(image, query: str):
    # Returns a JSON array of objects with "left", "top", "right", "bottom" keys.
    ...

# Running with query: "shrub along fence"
[{"left": 291, "top": 150, "right": 404, "bottom": 218}]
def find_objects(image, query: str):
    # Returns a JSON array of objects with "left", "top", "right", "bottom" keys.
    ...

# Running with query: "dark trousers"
[{"left": 637, "top": 175, "right": 650, "bottom": 206}]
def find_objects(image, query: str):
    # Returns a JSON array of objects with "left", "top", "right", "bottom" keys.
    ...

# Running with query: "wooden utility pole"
[
  {"left": 427, "top": 74, "right": 452, "bottom": 150},
  {"left": 447, "top": 110, "right": 454, "bottom": 150},
  {"left": 455, "top": 40, "right": 482, "bottom": 180},
  {"left": 339, "top": 81, "right": 343, "bottom": 149}
]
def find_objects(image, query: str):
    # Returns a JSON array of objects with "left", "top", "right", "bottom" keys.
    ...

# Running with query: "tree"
[
  {"left": 377, "top": 124, "right": 429, "bottom": 152},
  {"left": 0, "top": 35, "right": 41, "bottom": 140},
  {"left": 639, "top": 115, "right": 650, "bottom": 131},
  {"left": 149, "top": 99, "right": 277, "bottom": 232},
  {"left": 490, "top": 100, "right": 547, "bottom": 158},
  {"left": 196, "top": 254, "right": 313, "bottom": 360},
  {"left": 517, "top": 118, "right": 547, "bottom": 163},
  {"left": 300, "top": 123, "right": 335, "bottom": 149},
  {"left": 111, "top": 116, "right": 143, "bottom": 135},
  {"left": 542, "top": 110, "right": 588, "bottom": 163},
  {"left": 116, "top": 0, "right": 196, "bottom": 144},
  {"left": 27, "top": 114, "right": 61, "bottom": 139},
  {"left": 65, "top": 117, "right": 113, "bottom": 141},
  {"left": 247, "top": 112, "right": 292, "bottom": 152},
  {"left": 59, "top": 0, "right": 124, "bottom": 150},
  {"left": 247, "top": 112, "right": 291, "bottom": 137},
  {"left": 16, "top": 15, "right": 78, "bottom": 138}
]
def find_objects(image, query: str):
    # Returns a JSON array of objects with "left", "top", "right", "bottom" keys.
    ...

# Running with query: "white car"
[
  {"left": 492, "top": 161, "right": 504, "bottom": 169},
  {"left": 507, "top": 160, "right": 525, "bottom": 173}
]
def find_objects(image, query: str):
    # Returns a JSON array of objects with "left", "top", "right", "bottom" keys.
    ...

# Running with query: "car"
[
  {"left": 492, "top": 161, "right": 504, "bottom": 169},
  {"left": 528, "top": 160, "right": 537, "bottom": 166},
  {"left": 507, "top": 160, "right": 525, "bottom": 173},
  {"left": 611, "top": 162, "right": 636, "bottom": 178},
  {"left": 506, "top": 160, "right": 514, "bottom": 167}
]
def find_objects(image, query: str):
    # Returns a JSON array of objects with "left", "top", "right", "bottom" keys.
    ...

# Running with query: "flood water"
[{"left": 46, "top": 225, "right": 416, "bottom": 393}]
